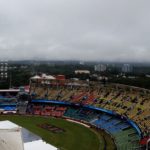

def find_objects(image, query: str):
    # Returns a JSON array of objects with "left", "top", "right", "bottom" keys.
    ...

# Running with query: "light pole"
[{"left": 9, "top": 71, "right": 12, "bottom": 89}]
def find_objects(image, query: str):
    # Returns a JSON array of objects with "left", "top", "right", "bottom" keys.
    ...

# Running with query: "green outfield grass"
[{"left": 0, "top": 115, "right": 116, "bottom": 150}]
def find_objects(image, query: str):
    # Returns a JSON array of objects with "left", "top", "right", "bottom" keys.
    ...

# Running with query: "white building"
[
  {"left": 75, "top": 70, "right": 90, "bottom": 74},
  {"left": 94, "top": 64, "right": 107, "bottom": 72},
  {"left": 122, "top": 64, "right": 132, "bottom": 73}
]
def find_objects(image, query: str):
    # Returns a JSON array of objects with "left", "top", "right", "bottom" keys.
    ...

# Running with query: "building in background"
[
  {"left": 75, "top": 70, "right": 90, "bottom": 74},
  {"left": 94, "top": 64, "right": 107, "bottom": 72},
  {"left": 79, "top": 61, "right": 85, "bottom": 65},
  {"left": 122, "top": 64, "right": 132, "bottom": 73},
  {"left": 0, "top": 60, "right": 8, "bottom": 80}
]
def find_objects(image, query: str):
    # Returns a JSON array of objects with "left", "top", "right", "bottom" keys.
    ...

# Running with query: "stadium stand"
[
  {"left": 1, "top": 76, "right": 149, "bottom": 149},
  {"left": 0, "top": 90, "right": 18, "bottom": 114}
]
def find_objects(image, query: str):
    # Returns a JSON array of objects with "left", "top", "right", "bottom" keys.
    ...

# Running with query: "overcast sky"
[{"left": 0, "top": 0, "right": 150, "bottom": 62}]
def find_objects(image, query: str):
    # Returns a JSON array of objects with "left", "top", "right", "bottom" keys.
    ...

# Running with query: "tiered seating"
[
  {"left": 113, "top": 128, "right": 140, "bottom": 150},
  {"left": 32, "top": 104, "right": 66, "bottom": 117},
  {"left": 30, "top": 80, "right": 150, "bottom": 147},
  {"left": 64, "top": 107, "right": 99, "bottom": 122},
  {"left": 33, "top": 105, "right": 42, "bottom": 115},
  {"left": 72, "top": 92, "right": 86, "bottom": 103},
  {"left": 64, "top": 106, "right": 140, "bottom": 150},
  {"left": 41, "top": 106, "right": 55, "bottom": 116},
  {"left": 0, "top": 95, "right": 17, "bottom": 113},
  {"left": 51, "top": 106, "right": 67, "bottom": 117},
  {"left": 92, "top": 116, "right": 140, "bottom": 149},
  {"left": 31, "top": 86, "right": 46, "bottom": 99},
  {"left": 82, "top": 93, "right": 95, "bottom": 105},
  {"left": 48, "top": 88, "right": 59, "bottom": 100}
]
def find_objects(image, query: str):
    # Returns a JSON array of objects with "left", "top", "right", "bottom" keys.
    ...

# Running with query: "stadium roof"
[
  {"left": 43, "top": 75, "right": 56, "bottom": 80},
  {"left": 30, "top": 74, "right": 56, "bottom": 80},
  {"left": 0, "top": 120, "right": 58, "bottom": 150},
  {"left": 0, "top": 89, "right": 20, "bottom": 92},
  {"left": 30, "top": 75, "right": 41, "bottom": 80}
]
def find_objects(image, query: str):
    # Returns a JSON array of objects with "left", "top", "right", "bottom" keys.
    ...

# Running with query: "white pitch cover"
[
  {"left": 0, "top": 121, "right": 24, "bottom": 150},
  {"left": 0, "top": 120, "right": 58, "bottom": 150}
]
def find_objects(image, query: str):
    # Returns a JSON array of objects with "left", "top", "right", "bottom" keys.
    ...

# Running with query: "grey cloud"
[{"left": 0, "top": 0, "right": 150, "bottom": 62}]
